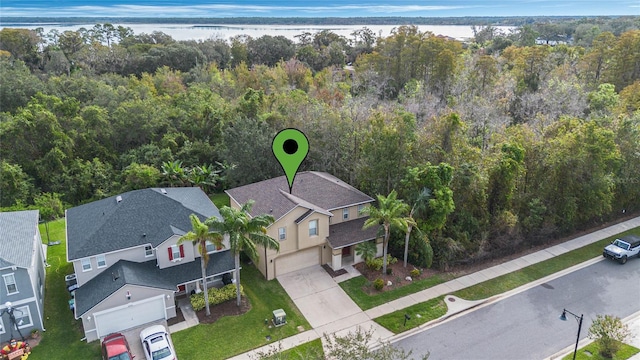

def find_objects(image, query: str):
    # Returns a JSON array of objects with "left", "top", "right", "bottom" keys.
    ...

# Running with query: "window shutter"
[
  {"left": 168, "top": 247, "right": 173, "bottom": 261},
  {"left": 179, "top": 244, "right": 184, "bottom": 258}
]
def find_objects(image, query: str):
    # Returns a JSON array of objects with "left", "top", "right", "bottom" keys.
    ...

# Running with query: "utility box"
[{"left": 272, "top": 309, "right": 286, "bottom": 327}]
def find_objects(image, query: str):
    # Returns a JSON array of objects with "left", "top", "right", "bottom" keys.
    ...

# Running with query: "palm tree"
[
  {"left": 178, "top": 214, "right": 223, "bottom": 316},
  {"left": 403, "top": 188, "right": 431, "bottom": 268},
  {"left": 361, "top": 190, "right": 409, "bottom": 275},
  {"left": 161, "top": 160, "right": 187, "bottom": 187},
  {"left": 208, "top": 201, "right": 279, "bottom": 306}
]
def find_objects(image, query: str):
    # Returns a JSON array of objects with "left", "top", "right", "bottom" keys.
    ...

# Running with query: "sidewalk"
[{"left": 230, "top": 215, "right": 640, "bottom": 359}]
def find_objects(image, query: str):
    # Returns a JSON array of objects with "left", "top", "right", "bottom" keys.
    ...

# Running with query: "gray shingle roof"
[
  {"left": 74, "top": 250, "right": 235, "bottom": 316},
  {"left": 67, "top": 188, "right": 220, "bottom": 261},
  {"left": 327, "top": 217, "right": 381, "bottom": 249},
  {"left": 226, "top": 171, "right": 373, "bottom": 220},
  {"left": 0, "top": 210, "right": 39, "bottom": 269}
]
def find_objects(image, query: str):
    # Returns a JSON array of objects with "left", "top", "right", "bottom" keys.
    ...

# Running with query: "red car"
[{"left": 102, "top": 333, "right": 134, "bottom": 360}]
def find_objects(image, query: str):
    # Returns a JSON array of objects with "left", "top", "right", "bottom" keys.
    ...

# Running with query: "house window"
[
  {"left": 14, "top": 306, "right": 32, "bottom": 329},
  {"left": 343, "top": 208, "right": 349, "bottom": 220},
  {"left": 206, "top": 241, "right": 223, "bottom": 254},
  {"left": 96, "top": 255, "right": 107, "bottom": 268},
  {"left": 38, "top": 274, "right": 43, "bottom": 296},
  {"left": 309, "top": 220, "right": 318, "bottom": 236},
  {"left": 145, "top": 245, "right": 153, "bottom": 257},
  {"left": 358, "top": 204, "right": 365, "bottom": 216},
  {"left": 168, "top": 245, "right": 184, "bottom": 261},
  {"left": 3, "top": 274, "right": 17, "bottom": 295},
  {"left": 81, "top": 258, "right": 92, "bottom": 272},
  {"left": 0, "top": 317, "right": 5, "bottom": 334},
  {"left": 278, "top": 227, "right": 286, "bottom": 241}
]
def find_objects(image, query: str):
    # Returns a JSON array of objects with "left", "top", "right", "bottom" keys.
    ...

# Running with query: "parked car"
[
  {"left": 102, "top": 333, "right": 134, "bottom": 360},
  {"left": 603, "top": 235, "right": 640, "bottom": 264},
  {"left": 140, "top": 325, "right": 176, "bottom": 360}
]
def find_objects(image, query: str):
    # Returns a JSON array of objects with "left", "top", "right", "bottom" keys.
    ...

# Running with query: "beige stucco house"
[
  {"left": 226, "top": 171, "right": 382, "bottom": 280},
  {"left": 66, "top": 187, "right": 235, "bottom": 342}
]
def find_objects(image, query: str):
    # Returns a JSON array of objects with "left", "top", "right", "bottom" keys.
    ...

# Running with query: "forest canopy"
[{"left": 1, "top": 17, "right": 639, "bottom": 269}]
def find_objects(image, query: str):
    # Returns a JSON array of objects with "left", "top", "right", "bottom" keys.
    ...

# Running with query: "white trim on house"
[
  {"left": 2, "top": 273, "right": 18, "bottom": 295},
  {"left": 326, "top": 200, "right": 374, "bottom": 212},
  {"left": 14, "top": 305, "right": 33, "bottom": 329},
  {"left": 96, "top": 254, "right": 107, "bottom": 269}
]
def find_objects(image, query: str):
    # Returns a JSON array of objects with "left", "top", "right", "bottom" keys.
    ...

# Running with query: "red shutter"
[
  {"left": 179, "top": 244, "right": 184, "bottom": 258},
  {"left": 168, "top": 247, "right": 173, "bottom": 261}
]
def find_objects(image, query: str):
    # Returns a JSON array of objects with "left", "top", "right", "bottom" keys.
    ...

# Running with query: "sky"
[{"left": 1, "top": 0, "right": 639, "bottom": 18}]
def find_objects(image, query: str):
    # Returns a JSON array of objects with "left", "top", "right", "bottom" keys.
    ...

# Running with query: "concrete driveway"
[
  {"left": 118, "top": 319, "right": 169, "bottom": 359},
  {"left": 277, "top": 266, "right": 393, "bottom": 344}
]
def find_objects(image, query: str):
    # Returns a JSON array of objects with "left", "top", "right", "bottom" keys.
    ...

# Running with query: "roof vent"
[
  {"left": 112, "top": 271, "right": 119, "bottom": 281},
  {"left": 160, "top": 188, "right": 167, "bottom": 194},
  {"left": 116, "top": 195, "right": 123, "bottom": 203},
  {"left": 270, "top": 209, "right": 273, "bottom": 213}
]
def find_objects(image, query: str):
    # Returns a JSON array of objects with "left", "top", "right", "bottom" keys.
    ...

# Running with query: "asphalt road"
[{"left": 395, "top": 257, "right": 640, "bottom": 360}]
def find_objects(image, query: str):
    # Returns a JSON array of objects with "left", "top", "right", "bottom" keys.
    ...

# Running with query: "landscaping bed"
[
  {"left": 354, "top": 260, "right": 438, "bottom": 294},
  {"left": 194, "top": 296, "right": 251, "bottom": 324}
]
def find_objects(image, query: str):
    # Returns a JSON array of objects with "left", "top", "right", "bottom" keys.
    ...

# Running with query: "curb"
[{"left": 382, "top": 256, "right": 605, "bottom": 345}]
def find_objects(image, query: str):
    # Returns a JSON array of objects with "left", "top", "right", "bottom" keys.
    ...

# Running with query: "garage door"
[
  {"left": 94, "top": 295, "right": 165, "bottom": 338},
  {"left": 276, "top": 247, "right": 320, "bottom": 276}
]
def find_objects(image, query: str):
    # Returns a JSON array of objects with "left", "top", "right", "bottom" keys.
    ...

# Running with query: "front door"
[{"left": 342, "top": 247, "right": 350, "bottom": 256}]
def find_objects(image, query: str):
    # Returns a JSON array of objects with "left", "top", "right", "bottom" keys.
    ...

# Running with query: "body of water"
[{"left": 1, "top": 23, "right": 516, "bottom": 41}]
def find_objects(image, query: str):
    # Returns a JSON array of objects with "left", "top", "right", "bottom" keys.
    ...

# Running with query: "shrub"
[
  {"left": 410, "top": 268, "right": 420, "bottom": 278},
  {"left": 365, "top": 256, "right": 398, "bottom": 271},
  {"left": 190, "top": 283, "right": 244, "bottom": 311},
  {"left": 588, "top": 314, "right": 630, "bottom": 358},
  {"left": 373, "top": 278, "right": 384, "bottom": 291}
]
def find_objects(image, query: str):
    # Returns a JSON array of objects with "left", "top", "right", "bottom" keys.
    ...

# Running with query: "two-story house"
[
  {"left": 0, "top": 210, "right": 47, "bottom": 344},
  {"left": 66, "top": 187, "right": 235, "bottom": 342},
  {"left": 226, "top": 171, "right": 382, "bottom": 280}
]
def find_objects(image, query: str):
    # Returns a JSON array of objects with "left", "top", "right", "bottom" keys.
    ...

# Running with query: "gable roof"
[
  {"left": 225, "top": 171, "right": 373, "bottom": 220},
  {"left": 67, "top": 188, "right": 220, "bottom": 261},
  {"left": 0, "top": 210, "right": 39, "bottom": 269},
  {"left": 327, "top": 217, "right": 380, "bottom": 249},
  {"left": 74, "top": 251, "right": 235, "bottom": 316}
]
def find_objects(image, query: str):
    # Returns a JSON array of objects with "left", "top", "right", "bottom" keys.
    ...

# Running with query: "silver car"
[{"left": 139, "top": 325, "right": 176, "bottom": 360}]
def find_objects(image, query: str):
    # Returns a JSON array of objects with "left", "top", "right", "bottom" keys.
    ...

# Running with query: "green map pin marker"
[{"left": 272, "top": 128, "right": 309, "bottom": 194}]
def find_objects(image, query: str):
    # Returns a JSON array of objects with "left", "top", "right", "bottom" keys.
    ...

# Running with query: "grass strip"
[
  {"left": 375, "top": 228, "right": 640, "bottom": 333},
  {"left": 374, "top": 296, "right": 447, "bottom": 334},
  {"left": 31, "top": 219, "right": 102, "bottom": 360},
  {"left": 561, "top": 341, "right": 640, "bottom": 360}
]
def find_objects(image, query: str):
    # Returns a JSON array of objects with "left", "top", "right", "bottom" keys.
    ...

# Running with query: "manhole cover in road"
[
  {"left": 541, "top": 283, "right": 554, "bottom": 289},
  {"left": 447, "top": 297, "right": 456, "bottom": 302}
]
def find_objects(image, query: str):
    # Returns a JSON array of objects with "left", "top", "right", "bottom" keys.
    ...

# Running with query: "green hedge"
[{"left": 190, "top": 284, "right": 244, "bottom": 311}]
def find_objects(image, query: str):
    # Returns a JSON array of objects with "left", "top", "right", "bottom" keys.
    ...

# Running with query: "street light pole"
[{"left": 559, "top": 308, "right": 584, "bottom": 360}]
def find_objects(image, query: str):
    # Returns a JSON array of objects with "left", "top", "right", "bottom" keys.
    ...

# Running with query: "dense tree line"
[{"left": 1, "top": 20, "right": 639, "bottom": 269}]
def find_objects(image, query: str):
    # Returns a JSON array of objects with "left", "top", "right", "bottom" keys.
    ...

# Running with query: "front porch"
[{"left": 326, "top": 217, "right": 382, "bottom": 272}]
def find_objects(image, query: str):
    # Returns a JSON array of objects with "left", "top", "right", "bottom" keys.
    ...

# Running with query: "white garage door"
[
  {"left": 94, "top": 295, "right": 165, "bottom": 338},
  {"left": 276, "top": 247, "right": 320, "bottom": 276}
]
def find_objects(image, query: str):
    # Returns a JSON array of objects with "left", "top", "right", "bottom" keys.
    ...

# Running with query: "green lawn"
[
  {"left": 339, "top": 273, "right": 453, "bottom": 310},
  {"left": 171, "top": 263, "right": 311, "bottom": 359},
  {"left": 31, "top": 219, "right": 101, "bottom": 360},
  {"left": 210, "top": 192, "right": 230, "bottom": 208},
  {"left": 374, "top": 227, "right": 640, "bottom": 333},
  {"left": 267, "top": 338, "right": 324, "bottom": 359},
  {"left": 561, "top": 341, "right": 640, "bottom": 360},
  {"left": 374, "top": 296, "right": 447, "bottom": 334}
]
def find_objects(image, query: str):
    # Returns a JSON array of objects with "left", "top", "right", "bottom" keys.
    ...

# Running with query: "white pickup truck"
[{"left": 603, "top": 235, "right": 640, "bottom": 264}]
